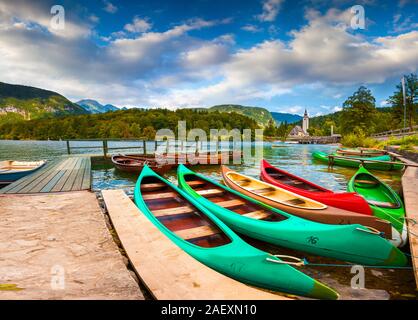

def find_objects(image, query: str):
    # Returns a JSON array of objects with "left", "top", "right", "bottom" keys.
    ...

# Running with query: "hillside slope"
[
  {"left": 271, "top": 112, "right": 302, "bottom": 124},
  {"left": 0, "top": 82, "right": 86, "bottom": 122},
  {"left": 202, "top": 104, "right": 274, "bottom": 126}
]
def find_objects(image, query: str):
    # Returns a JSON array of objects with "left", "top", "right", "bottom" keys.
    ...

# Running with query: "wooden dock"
[
  {"left": 102, "top": 189, "right": 288, "bottom": 300},
  {"left": 400, "top": 157, "right": 418, "bottom": 288},
  {"left": 0, "top": 156, "right": 91, "bottom": 194}
]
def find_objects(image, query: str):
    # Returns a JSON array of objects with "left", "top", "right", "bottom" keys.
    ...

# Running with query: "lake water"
[{"left": 0, "top": 139, "right": 415, "bottom": 300}]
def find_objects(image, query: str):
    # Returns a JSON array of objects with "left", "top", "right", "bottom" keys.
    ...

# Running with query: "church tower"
[{"left": 302, "top": 109, "right": 309, "bottom": 135}]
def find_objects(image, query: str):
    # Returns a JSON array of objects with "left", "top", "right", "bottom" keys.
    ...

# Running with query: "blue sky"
[{"left": 0, "top": 0, "right": 417, "bottom": 116}]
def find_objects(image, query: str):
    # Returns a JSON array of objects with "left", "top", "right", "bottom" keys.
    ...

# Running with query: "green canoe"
[
  {"left": 134, "top": 165, "right": 338, "bottom": 299},
  {"left": 347, "top": 166, "right": 407, "bottom": 247},
  {"left": 177, "top": 164, "right": 407, "bottom": 267},
  {"left": 312, "top": 151, "right": 404, "bottom": 171}
]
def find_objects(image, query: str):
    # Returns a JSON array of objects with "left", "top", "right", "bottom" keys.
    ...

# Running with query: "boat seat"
[
  {"left": 269, "top": 173, "right": 285, "bottom": 178},
  {"left": 250, "top": 187, "right": 275, "bottom": 194},
  {"left": 141, "top": 180, "right": 206, "bottom": 192},
  {"left": 142, "top": 191, "right": 177, "bottom": 200},
  {"left": 284, "top": 198, "right": 306, "bottom": 205},
  {"left": 367, "top": 200, "right": 399, "bottom": 208},
  {"left": 195, "top": 189, "right": 224, "bottom": 197},
  {"left": 216, "top": 199, "right": 246, "bottom": 208},
  {"left": 176, "top": 225, "right": 221, "bottom": 240},
  {"left": 242, "top": 210, "right": 270, "bottom": 220},
  {"left": 153, "top": 205, "right": 195, "bottom": 217},
  {"left": 355, "top": 179, "right": 379, "bottom": 185},
  {"left": 291, "top": 180, "right": 304, "bottom": 185}
]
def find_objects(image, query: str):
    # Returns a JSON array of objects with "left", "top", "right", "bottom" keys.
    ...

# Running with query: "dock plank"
[
  {"left": 50, "top": 158, "right": 81, "bottom": 192},
  {"left": 81, "top": 157, "right": 92, "bottom": 190},
  {"left": 401, "top": 164, "right": 418, "bottom": 288},
  {"left": 102, "top": 189, "right": 287, "bottom": 300},
  {"left": 19, "top": 158, "right": 72, "bottom": 193},
  {"left": 61, "top": 158, "right": 84, "bottom": 192}
]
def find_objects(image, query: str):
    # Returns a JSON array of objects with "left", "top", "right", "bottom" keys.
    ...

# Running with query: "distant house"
[{"left": 289, "top": 125, "right": 306, "bottom": 137}]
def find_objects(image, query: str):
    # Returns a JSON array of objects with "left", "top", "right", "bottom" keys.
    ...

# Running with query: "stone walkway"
[{"left": 0, "top": 191, "right": 143, "bottom": 299}]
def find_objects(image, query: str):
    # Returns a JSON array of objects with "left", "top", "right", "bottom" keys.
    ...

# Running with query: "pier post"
[
  {"left": 103, "top": 140, "right": 108, "bottom": 158},
  {"left": 66, "top": 140, "right": 71, "bottom": 154}
]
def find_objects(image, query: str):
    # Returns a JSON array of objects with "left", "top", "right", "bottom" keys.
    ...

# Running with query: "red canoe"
[{"left": 260, "top": 159, "right": 373, "bottom": 215}]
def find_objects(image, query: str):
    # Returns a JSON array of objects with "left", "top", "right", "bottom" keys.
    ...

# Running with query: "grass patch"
[{"left": 340, "top": 132, "right": 379, "bottom": 148}]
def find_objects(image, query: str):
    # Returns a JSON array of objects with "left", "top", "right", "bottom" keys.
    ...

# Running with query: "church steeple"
[{"left": 302, "top": 109, "right": 309, "bottom": 135}]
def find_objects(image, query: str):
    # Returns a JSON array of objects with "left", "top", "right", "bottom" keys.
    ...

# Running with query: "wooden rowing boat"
[
  {"left": 336, "top": 148, "right": 386, "bottom": 157},
  {"left": 348, "top": 166, "right": 407, "bottom": 247},
  {"left": 312, "top": 151, "right": 404, "bottom": 171},
  {"left": 134, "top": 165, "right": 338, "bottom": 299},
  {"left": 260, "top": 159, "right": 372, "bottom": 215},
  {"left": 221, "top": 165, "right": 395, "bottom": 242},
  {"left": 111, "top": 154, "right": 174, "bottom": 174},
  {"left": 0, "top": 160, "right": 46, "bottom": 185},
  {"left": 178, "top": 164, "right": 407, "bottom": 266}
]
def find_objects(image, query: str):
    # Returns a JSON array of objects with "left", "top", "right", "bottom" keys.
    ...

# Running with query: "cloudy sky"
[{"left": 0, "top": 0, "right": 417, "bottom": 116}]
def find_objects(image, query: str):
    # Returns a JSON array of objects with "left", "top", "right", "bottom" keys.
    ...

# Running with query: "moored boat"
[
  {"left": 111, "top": 154, "right": 174, "bottom": 174},
  {"left": 312, "top": 151, "right": 404, "bottom": 171},
  {"left": 134, "top": 165, "right": 338, "bottom": 299},
  {"left": 222, "top": 165, "right": 395, "bottom": 242},
  {"left": 260, "top": 159, "right": 372, "bottom": 215},
  {"left": 0, "top": 160, "right": 46, "bottom": 185},
  {"left": 177, "top": 164, "right": 407, "bottom": 266},
  {"left": 336, "top": 148, "right": 386, "bottom": 157},
  {"left": 347, "top": 166, "right": 407, "bottom": 247}
]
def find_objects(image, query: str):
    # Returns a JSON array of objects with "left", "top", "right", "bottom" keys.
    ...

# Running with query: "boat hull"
[
  {"left": 260, "top": 159, "right": 373, "bottom": 215},
  {"left": 0, "top": 160, "right": 46, "bottom": 185}
]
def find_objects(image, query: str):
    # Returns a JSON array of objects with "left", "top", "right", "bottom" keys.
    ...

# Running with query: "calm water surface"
[{"left": 0, "top": 140, "right": 415, "bottom": 300}]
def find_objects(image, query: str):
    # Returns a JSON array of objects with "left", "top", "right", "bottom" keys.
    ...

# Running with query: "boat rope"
[
  {"left": 302, "top": 259, "right": 413, "bottom": 270},
  {"left": 266, "top": 255, "right": 305, "bottom": 266}
]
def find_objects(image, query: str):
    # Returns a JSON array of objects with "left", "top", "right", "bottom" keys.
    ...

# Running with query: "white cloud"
[
  {"left": 242, "top": 24, "right": 263, "bottom": 33},
  {"left": 124, "top": 17, "right": 152, "bottom": 33},
  {"left": 103, "top": 1, "right": 118, "bottom": 14},
  {"left": 257, "top": 0, "right": 284, "bottom": 22}
]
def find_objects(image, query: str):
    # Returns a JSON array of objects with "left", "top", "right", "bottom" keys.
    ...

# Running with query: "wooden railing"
[
  {"left": 65, "top": 139, "right": 230, "bottom": 157},
  {"left": 66, "top": 139, "right": 147, "bottom": 157},
  {"left": 371, "top": 125, "right": 418, "bottom": 138}
]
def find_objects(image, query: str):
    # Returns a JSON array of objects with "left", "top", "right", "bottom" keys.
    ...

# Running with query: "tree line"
[{"left": 0, "top": 108, "right": 260, "bottom": 140}]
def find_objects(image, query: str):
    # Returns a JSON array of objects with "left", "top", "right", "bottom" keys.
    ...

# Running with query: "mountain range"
[{"left": 76, "top": 99, "right": 119, "bottom": 114}]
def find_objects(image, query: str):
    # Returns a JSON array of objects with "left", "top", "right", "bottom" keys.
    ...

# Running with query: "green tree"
[
  {"left": 387, "top": 73, "right": 418, "bottom": 130},
  {"left": 264, "top": 119, "right": 277, "bottom": 137},
  {"left": 339, "top": 86, "right": 377, "bottom": 134}
]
